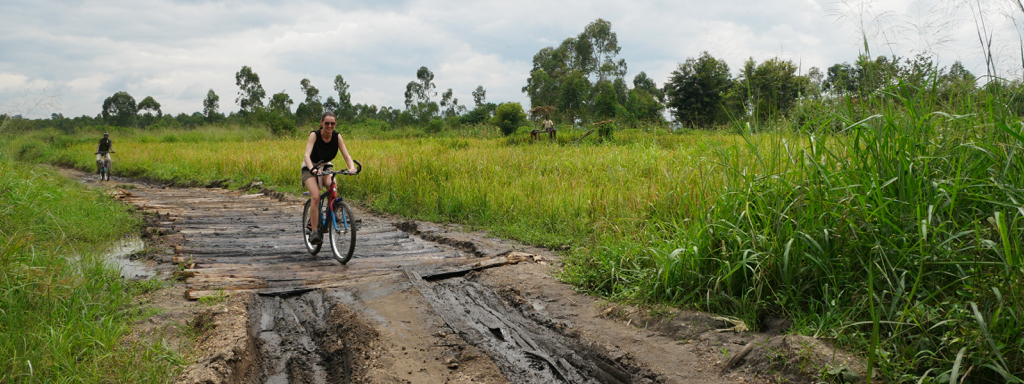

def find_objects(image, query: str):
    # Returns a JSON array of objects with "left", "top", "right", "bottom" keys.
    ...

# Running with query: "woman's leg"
[{"left": 304, "top": 176, "right": 321, "bottom": 232}]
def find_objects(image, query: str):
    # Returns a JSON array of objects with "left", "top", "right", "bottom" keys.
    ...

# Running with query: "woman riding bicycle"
[{"left": 303, "top": 111, "right": 356, "bottom": 244}]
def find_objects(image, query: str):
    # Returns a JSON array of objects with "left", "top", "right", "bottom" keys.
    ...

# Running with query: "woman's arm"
[
  {"left": 303, "top": 132, "right": 318, "bottom": 172},
  {"left": 337, "top": 136, "right": 356, "bottom": 173}
]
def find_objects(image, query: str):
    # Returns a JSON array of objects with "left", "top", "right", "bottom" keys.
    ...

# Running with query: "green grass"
[
  {"left": 0, "top": 152, "right": 184, "bottom": 382},
  {"left": 15, "top": 96, "right": 1024, "bottom": 382}
]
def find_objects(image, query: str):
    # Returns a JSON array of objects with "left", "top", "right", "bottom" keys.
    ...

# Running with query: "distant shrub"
[
  {"left": 424, "top": 119, "right": 444, "bottom": 134},
  {"left": 492, "top": 102, "right": 526, "bottom": 136}
]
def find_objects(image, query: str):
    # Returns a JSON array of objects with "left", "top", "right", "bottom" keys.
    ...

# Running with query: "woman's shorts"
[{"left": 301, "top": 164, "right": 333, "bottom": 186}]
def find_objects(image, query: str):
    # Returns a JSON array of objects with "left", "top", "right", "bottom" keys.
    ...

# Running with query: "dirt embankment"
[{"left": 68, "top": 168, "right": 865, "bottom": 384}]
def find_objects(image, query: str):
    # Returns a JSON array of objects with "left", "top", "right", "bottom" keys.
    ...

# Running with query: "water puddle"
[{"left": 102, "top": 236, "right": 155, "bottom": 279}]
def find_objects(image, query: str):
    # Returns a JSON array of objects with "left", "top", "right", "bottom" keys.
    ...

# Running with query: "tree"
[
  {"left": 472, "top": 86, "right": 486, "bottom": 107},
  {"left": 323, "top": 96, "right": 340, "bottom": 117},
  {"left": 298, "top": 78, "right": 323, "bottom": 122},
  {"left": 333, "top": 75, "right": 353, "bottom": 121},
  {"left": 138, "top": 96, "right": 162, "bottom": 117},
  {"left": 593, "top": 81, "right": 619, "bottom": 119},
  {"left": 403, "top": 66, "right": 439, "bottom": 122},
  {"left": 102, "top": 91, "right": 137, "bottom": 127},
  {"left": 203, "top": 89, "right": 220, "bottom": 122},
  {"left": 632, "top": 71, "right": 664, "bottom": 102},
  {"left": 440, "top": 88, "right": 466, "bottom": 117},
  {"left": 492, "top": 102, "right": 526, "bottom": 136},
  {"left": 404, "top": 66, "right": 437, "bottom": 108},
  {"left": 235, "top": 66, "right": 266, "bottom": 115},
  {"left": 664, "top": 51, "right": 733, "bottom": 127},
  {"left": 268, "top": 91, "right": 294, "bottom": 115},
  {"left": 559, "top": 71, "right": 590, "bottom": 125},
  {"left": 523, "top": 19, "right": 627, "bottom": 122},
  {"left": 733, "top": 57, "right": 803, "bottom": 120},
  {"left": 625, "top": 89, "right": 664, "bottom": 123}
]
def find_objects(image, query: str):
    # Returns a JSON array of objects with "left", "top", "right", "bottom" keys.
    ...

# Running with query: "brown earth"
[{"left": 65, "top": 167, "right": 866, "bottom": 384}]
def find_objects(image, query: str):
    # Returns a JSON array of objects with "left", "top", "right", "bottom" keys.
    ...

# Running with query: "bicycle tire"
[
  {"left": 302, "top": 200, "right": 322, "bottom": 255},
  {"left": 327, "top": 200, "right": 356, "bottom": 264}
]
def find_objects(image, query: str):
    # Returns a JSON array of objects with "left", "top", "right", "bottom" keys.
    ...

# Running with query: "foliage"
[
  {"left": 102, "top": 91, "right": 138, "bottom": 127},
  {"left": 665, "top": 51, "right": 733, "bottom": 128},
  {"left": 298, "top": 78, "right": 324, "bottom": 124},
  {"left": 592, "top": 81, "right": 618, "bottom": 119},
  {"left": 523, "top": 19, "right": 635, "bottom": 123},
  {"left": 472, "top": 86, "right": 487, "bottom": 107},
  {"left": 235, "top": 65, "right": 266, "bottom": 115},
  {"left": 203, "top": 89, "right": 220, "bottom": 122},
  {"left": 334, "top": 75, "right": 354, "bottom": 121},
  {"left": 137, "top": 96, "right": 162, "bottom": 117},
  {"left": 424, "top": 119, "right": 444, "bottom": 134},
  {"left": 732, "top": 57, "right": 804, "bottom": 121},
  {"left": 268, "top": 91, "right": 294, "bottom": 115},
  {"left": 492, "top": 102, "right": 526, "bottom": 136}
]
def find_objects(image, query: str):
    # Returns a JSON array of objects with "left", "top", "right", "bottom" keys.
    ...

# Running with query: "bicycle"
[
  {"left": 302, "top": 160, "right": 361, "bottom": 264},
  {"left": 95, "top": 151, "right": 114, "bottom": 181}
]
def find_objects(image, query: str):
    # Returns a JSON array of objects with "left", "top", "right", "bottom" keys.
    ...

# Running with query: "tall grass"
[
  {"left": 21, "top": 98, "right": 1024, "bottom": 382},
  {"left": 0, "top": 154, "right": 184, "bottom": 382}
]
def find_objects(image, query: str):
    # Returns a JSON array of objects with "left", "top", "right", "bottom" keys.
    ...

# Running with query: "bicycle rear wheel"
[
  {"left": 301, "top": 200, "right": 322, "bottom": 255},
  {"left": 327, "top": 200, "right": 356, "bottom": 264}
]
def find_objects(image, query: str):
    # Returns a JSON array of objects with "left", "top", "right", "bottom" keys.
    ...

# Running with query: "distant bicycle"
[
  {"left": 302, "top": 160, "right": 361, "bottom": 263},
  {"left": 95, "top": 151, "right": 114, "bottom": 181}
]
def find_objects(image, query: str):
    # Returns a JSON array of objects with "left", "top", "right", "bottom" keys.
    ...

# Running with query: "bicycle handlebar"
[{"left": 311, "top": 160, "right": 362, "bottom": 176}]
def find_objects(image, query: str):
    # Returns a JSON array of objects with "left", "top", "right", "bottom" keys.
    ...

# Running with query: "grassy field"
[
  {"left": 0, "top": 150, "right": 184, "bottom": 382},
  {"left": 10, "top": 93, "right": 1024, "bottom": 383}
]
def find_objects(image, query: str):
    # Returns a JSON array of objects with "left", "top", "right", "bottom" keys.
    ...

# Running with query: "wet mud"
[
  {"left": 250, "top": 290, "right": 382, "bottom": 384},
  {"left": 408, "top": 271, "right": 663, "bottom": 384}
]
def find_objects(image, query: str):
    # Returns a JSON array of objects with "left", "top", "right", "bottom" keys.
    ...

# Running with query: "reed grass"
[{"left": 0, "top": 153, "right": 183, "bottom": 382}]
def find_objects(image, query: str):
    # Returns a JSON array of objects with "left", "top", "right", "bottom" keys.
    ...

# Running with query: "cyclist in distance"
[
  {"left": 96, "top": 132, "right": 113, "bottom": 174},
  {"left": 302, "top": 111, "right": 356, "bottom": 244}
]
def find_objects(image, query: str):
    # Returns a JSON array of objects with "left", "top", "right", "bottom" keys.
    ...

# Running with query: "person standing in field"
[
  {"left": 96, "top": 132, "right": 112, "bottom": 174},
  {"left": 302, "top": 112, "right": 357, "bottom": 244}
]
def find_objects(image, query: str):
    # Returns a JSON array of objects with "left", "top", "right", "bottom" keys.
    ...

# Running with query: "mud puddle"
[{"left": 100, "top": 235, "right": 155, "bottom": 279}]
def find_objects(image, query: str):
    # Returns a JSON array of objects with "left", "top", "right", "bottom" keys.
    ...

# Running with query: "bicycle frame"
[{"left": 314, "top": 170, "right": 349, "bottom": 233}]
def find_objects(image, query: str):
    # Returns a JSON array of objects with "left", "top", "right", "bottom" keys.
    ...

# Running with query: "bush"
[
  {"left": 492, "top": 102, "right": 526, "bottom": 136},
  {"left": 424, "top": 119, "right": 444, "bottom": 134}
]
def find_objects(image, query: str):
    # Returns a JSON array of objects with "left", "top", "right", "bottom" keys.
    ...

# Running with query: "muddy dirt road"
[{"left": 69, "top": 169, "right": 863, "bottom": 384}]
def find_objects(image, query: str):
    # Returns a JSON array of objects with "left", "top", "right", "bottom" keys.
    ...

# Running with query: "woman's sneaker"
[{"left": 309, "top": 232, "right": 323, "bottom": 245}]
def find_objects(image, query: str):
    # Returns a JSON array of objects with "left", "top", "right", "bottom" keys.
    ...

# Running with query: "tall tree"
[
  {"left": 235, "top": 66, "right": 266, "bottom": 115},
  {"left": 102, "top": 91, "right": 138, "bottom": 127},
  {"left": 440, "top": 88, "right": 465, "bottom": 117},
  {"left": 137, "top": 96, "right": 162, "bottom": 117},
  {"left": 523, "top": 19, "right": 626, "bottom": 121},
  {"left": 333, "top": 75, "right": 353, "bottom": 121},
  {"left": 472, "top": 86, "right": 486, "bottom": 107},
  {"left": 664, "top": 51, "right": 733, "bottom": 128},
  {"left": 298, "top": 78, "right": 323, "bottom": 121},
  {"left": 404, "top": 66, "right": 439, "bottom": 122},
  {"left": 203, "top": 89, "right": 220, "bottom": 121}
]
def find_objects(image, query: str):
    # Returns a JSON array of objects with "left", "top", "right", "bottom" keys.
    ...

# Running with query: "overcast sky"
[{"left": 2, "top": 0, "right": 1023, "bottom": 119}]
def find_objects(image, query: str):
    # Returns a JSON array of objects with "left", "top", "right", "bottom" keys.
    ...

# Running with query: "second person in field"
[{"left": 302, "top": 112, "right": 357, "bottom": 244}]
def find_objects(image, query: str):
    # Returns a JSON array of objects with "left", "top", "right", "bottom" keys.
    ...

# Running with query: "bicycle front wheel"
[
  {"left": 302, "top": 200, "right": 322, "bottom": 255},
  {"left": 327, "top": 200, "right": 356, "bottom": 264}
]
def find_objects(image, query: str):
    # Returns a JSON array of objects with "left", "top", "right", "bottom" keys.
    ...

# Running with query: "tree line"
[{"left": 1, "top": 18, "right": 1003, "bottom": 134}]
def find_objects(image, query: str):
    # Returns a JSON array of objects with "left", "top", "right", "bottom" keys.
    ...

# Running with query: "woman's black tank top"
[{"left": 310, "top": 129, "right": 339, "bottom": 164}]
